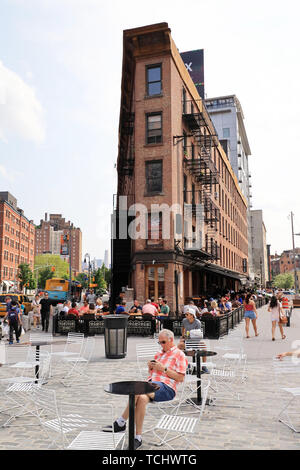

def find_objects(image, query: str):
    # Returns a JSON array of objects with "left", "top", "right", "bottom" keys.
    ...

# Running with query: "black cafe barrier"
[{"left": 52, "top": 298, "right": 267, "bottom": 339}]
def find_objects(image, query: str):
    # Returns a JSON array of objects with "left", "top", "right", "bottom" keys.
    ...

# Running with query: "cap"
[{"left": 186, "top": 308, "right": 196, "bottom": 317}]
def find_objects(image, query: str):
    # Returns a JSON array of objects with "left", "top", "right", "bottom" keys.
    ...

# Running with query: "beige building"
[{"left": 250, "top": 209, "right": 269, "bottom": 287}]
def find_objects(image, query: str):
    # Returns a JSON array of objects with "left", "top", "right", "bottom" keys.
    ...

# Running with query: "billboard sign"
[
  {"left": 180, "top": 49, "right": 205, "bottom": 99},
  {"left": 60, "top": 234, "right": 69, "bottom": 256}
]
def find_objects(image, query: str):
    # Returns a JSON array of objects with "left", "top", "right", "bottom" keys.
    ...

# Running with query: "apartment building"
[
  {"left": 0, "top": 192, "right": 35, "bottom": 292},
  {"left": 112, "top": 23, "right": 249, "bottom": 312},
  {"left": 35, "top": 213, "right": 82, "bottom": 275}
]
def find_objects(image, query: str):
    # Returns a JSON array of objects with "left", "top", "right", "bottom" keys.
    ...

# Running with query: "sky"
[{"left": 0, "top": 0, "right": 299, "bottom": 262}]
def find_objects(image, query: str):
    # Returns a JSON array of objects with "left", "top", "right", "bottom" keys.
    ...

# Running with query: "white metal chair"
[
  {"left": 185, "top": 338, "right": 216, "bottom": 370},
  {"left": 52, "top": 337, "right": 96, "bottom": 387},
  {"left": 50, "top": 332, "right": 84, "bottom": 359},
  {"left": 1, "top": 352, "right": 52, "bottom": 428},
  {"left": 147, "top": 381, "right": 210, "bottom": 449},
  {"left": 278, "top": 387, "right": 300, "bottom": 432},
  {"left": 136, "top": 342, "right": 160, "bottom": 379}
]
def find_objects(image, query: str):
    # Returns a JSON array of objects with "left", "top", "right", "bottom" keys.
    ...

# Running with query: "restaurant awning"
[{"left": 201, "top": 264, "right": 247, "bottom": 282}]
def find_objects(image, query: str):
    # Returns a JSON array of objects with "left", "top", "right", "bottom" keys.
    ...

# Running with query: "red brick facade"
[
  {"left": 113, "top": 23, "right": 248, "bottom": 312},
  {"left": 0, "top": 193, "right": 35, "bottom": 290}
]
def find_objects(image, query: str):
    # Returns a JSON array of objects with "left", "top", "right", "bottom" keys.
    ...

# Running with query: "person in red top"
[
  {"left": 68, "top": 302, "right": 80, "bottom": 317},
  {"left": 103, "top": 329, "right": 187, "bottom": 450},
  {"left": 151, "top": 297, "right": 160, "bottom": 313}
]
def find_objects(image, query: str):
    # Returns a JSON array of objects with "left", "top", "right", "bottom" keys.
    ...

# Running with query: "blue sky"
[{"left": 0, "top": 0, "right": 299, "bottom": 261}]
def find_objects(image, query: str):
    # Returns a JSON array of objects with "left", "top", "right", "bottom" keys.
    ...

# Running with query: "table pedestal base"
[{"left": 185, "top": 397, "right": 215, "bottom": 406}]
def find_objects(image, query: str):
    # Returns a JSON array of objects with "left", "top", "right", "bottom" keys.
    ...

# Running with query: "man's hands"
[
  {"left": 147, "top": 360, "right": 165, "bottom": 372},
  {"left": 276, "top": 352, "right": 287, "bottom": 361}
]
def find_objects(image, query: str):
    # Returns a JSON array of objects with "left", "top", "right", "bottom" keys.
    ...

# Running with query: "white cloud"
[{"left": 0, "top": 60, "right": 45, "bottom": 143}]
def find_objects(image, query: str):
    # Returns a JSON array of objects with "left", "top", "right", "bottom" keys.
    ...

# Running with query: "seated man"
[
  {"left": 129, "top": 299, "right": 143, "bottom": 316},
  {"left": 104, "top": 329, "right": 187, "bottom": 450},
  {"left": 178, "top": 308, "right": 209, "bottom": 374}
]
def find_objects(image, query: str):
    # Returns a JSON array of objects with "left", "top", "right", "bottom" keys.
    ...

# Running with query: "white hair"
[{"left": 159, "top": 329, "right": 174, "bottom": 341}]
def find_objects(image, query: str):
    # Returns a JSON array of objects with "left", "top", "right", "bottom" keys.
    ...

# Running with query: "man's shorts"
[
  {"left": 244, "top": 311, "right": 256, "bottom": 320},
  {"left": 149, "top": 381, "right": 176, "bottom": 402}
]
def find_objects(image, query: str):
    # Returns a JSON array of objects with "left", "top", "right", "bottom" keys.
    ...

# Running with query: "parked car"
[{"left": 0, "top": 294, "right": 32, "bottom": 317}]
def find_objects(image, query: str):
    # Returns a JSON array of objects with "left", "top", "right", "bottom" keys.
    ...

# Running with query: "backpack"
[{"left": 8, "top": 307, "right": 19, "bottom": 321}]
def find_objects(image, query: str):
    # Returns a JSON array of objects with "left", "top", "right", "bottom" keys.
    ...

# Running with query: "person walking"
[
  {"left": 243, "top": 293, "right": 259, "bottom": 338},
  {"left": 31, "top": 294, "right": 41, "bottom": 329},
  {"left": 39, "top": 292, "right": 53, "bottom": 333},
  {"left": 268, "top": 295, "right": 286, "bottom": 341},
  {"left": 4, "top": 300, "right": 22, "bottom": 344}
]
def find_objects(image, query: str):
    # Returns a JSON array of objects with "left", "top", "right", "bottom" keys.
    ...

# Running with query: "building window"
[
  {"left": 146, "top": 64, "right": 162, "bottom": 96},
  {"left": 183, "top": 174, "right": 187, "bottom": 203},
  {"left": 223, "top": 128, "right": 230, "bottom": 138},
  {"left": 146, "top": 265, "right": 165, "bottom": 300},
  {"left": 182, "top": 87, "right": 187, "bottom": 114},
  {"left": 145, "top": 160, "right": 163, "bottom": 194},
  {"left": 146, "top": 113, "right": 162, "bottom": 144},
  {"left": 147, "top": 213, "right": 162, "bottom": 246}
]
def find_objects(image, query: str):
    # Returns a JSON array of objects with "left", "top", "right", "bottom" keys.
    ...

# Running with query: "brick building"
[
  {"left": 112, "top": 23, "right": 249, "bottom": 312},
  {"left": 279, "top": 248, "right": 300, "bottom": 274},
  {"left": 0, "top": 192, "right": 35, "bottom": 292},
  {"left": 35, "top": 213, "right": 82, "bottom": 276}
]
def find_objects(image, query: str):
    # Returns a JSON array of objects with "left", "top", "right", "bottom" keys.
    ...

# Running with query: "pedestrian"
[
  {"left": 268, "top": 295, "right": 286, "bottom": 341},
  {"left": 243, "top": 293, "right": 259, "bottom": 338},
  {"left": 31, "top": 294, "right": 41, "bottom": 329},
  {"left": 4, "top": 300, "right": 22, "bottom": 344},
  {"left": 39, "top": 292, "right": 53, "bottom": 333},
  {"left": 86, "top": 289, "right": 96, "bottom": 305}
]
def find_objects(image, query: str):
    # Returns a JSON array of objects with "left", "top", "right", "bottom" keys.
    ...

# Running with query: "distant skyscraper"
[{"left": 104, "top": 250, "right": 109, "bottom": 268}]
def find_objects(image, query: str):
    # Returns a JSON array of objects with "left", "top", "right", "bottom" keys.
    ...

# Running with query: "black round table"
[
  {"left": 184, "top": 350, "right": 217, "bottom": 404},
  {"left": 104, "top": 381, "right": 159, "bottom": 450}
]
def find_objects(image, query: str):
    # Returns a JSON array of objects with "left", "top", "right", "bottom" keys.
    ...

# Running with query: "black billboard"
[{"left": 180, "top": 49, "right": 205, "bottom": 99}]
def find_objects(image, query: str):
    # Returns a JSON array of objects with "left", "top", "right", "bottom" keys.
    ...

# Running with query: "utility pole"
[{"left": 291, "top": 211, "right": 298, "bottom": 294}]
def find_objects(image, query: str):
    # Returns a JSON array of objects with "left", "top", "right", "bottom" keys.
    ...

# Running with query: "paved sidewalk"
[{"left": 1, "top": 305, "right": 300, "bottom": 450}]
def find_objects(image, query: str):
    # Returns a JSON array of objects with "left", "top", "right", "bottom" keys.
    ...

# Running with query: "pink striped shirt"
[{"left": 147, "top": 346, "right": 188, "bottom": 393}]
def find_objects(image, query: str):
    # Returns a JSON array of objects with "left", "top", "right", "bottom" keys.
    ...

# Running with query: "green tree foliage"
[
  {"left": 18, "top": 264, "right": 36, "bottom": 290},
  {"left": 75, "top": 273, "right": 88, "bottom": 289},
  {"left": 94, "top": 268, "right": 107, "bottom": 291},
  {"left": 38, "top": 267, "right": 54, "bottom": 289},
  {"left": 273, "top": 273, "right": 294, "bottom": 289},
  {"left": 34, "top": 254, "right": 69, "bottom": 279}
]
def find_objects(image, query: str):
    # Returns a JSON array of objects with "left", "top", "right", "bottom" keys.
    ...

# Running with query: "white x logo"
[{"left": 185, "top": 62, "right": 193, "bottom": 72}]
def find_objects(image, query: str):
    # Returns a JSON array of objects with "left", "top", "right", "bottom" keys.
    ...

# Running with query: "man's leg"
[
  {"left": 41, "top": 313, "right": 45, "bottom": 331},
  {"left": 9, "top": 322, "right": 14, "bottom": 343},
  {"left": 45, "top": 312, "right": 50, "bottom": 332}
]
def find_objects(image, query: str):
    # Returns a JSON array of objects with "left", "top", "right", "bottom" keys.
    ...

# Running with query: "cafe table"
[
  {"left": 22, "top": 340, "right": 66, "bottom": 383},
  {"left": 104, "top": 381, "right": 159, "bottom": 450},
  {"left": 184, "top": 349, "right": 217, "bottom": 405}
]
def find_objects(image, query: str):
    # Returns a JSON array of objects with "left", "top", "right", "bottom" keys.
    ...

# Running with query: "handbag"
[{"left": 279, "top": 314, "right": 288, "bottom": 324}]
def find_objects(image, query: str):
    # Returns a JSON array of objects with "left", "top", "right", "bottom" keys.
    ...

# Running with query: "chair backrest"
[
  {"left": 65, "top": 332, "right": 84, "bottom": 354},
  {"left": 81, "top": 337, "right": 95, "bottom": 361},
  {"left": 30, "top": 386, "right": 59, "bottom": 418},
  {"left": 30, "top": 332, "right": 54, "bottom": 343},
  {"left": 185, "top": 338, "right": 207, "bottom": 351},
  {"left": 136, "top": 343, "right": 160, "bottom": 379},
  {"left": 4, "top": 345, "right": 31, "bottom": 364}
]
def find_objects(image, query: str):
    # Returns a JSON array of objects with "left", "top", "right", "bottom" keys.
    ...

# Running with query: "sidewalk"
[{"left": 1, "top": 305, "right": 300, "bottom": 449}]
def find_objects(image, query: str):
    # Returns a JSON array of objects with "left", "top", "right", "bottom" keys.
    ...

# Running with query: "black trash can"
[{"left": 104, "top": 315, "right": 128, "bottom": 359}]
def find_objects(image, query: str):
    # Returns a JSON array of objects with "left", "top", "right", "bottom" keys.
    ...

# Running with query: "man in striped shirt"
[{"left": 104, "top": 329, "right": 187, "bottom": 450}]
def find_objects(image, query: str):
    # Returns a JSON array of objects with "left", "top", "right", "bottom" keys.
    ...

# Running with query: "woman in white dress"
[
  {"left": 268, "top": 295, "right": 286, "bottom": 341},
  {"left": 31, "top": 295, "right": 41, "bottom": 329}
]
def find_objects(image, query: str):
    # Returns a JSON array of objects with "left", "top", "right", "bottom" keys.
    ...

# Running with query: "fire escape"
[{"left": 175, "top": 99, "right": 221, "bottom": 262}]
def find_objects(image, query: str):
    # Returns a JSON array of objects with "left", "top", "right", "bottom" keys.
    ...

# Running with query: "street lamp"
[
  {"left": 290, "top": 212, "right": 299, "bottom": 294},
  {"left": 84, "top": 253, "right": 91, "bottom": 291}
]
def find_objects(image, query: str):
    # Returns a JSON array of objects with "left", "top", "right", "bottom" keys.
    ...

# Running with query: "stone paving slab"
[{"left": 0, "top": 305, "right": 300, "bottom": 450}]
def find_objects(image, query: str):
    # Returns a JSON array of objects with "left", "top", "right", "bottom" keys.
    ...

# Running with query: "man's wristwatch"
[{"left": 164, "top": 367, "right": 168, "bottom": 373}]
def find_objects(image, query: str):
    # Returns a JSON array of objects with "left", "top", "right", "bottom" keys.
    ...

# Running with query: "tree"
[
  {"left": 34, "top": 254, "right": 69, "bottom": 279},
  {"left": 273, "top": 273, "right": 294, "bottom": 290},
  {"left": 18, "top": 264, "right": 36, "bottom": 290},
  {"left": 75, "top": 273, "right": 88, "bottom": 289},
  {"left": 38, "top": 267, "right": 54, "bottom": 289},
  {"left": 94, "top": 268, "right": 107, "bottom": 292}
]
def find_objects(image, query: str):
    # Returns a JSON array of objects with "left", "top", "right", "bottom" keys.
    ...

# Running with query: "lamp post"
[
  {"left": 84, "top": 253, "right": 91, "bottom": 291},
  {"left": 294, "top": 231, "right": 300, "bottom": 294},
  {"left": 290, "top": 212, "right": 299, "bottom": 294}
]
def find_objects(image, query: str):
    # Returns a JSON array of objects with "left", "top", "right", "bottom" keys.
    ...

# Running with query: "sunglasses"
[{"left": 157, "top": 340, "right": 167, "bottom": 345}]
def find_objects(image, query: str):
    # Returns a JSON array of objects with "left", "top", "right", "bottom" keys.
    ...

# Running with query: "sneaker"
[
  {"left": 16, "top": 340, "right": 20, "bottom": 343},
  {"left": 102, "top": 420, "right": 126, "bottom": 433},
  {"left": 128, "top": 438, "right": 142, "bottom": 450},
  {"left": 9, "top": 341, "right": 13, "bottom": 345},
  {"left": 201, "top": 366, "right": 210, "bottom": 374}
]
